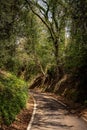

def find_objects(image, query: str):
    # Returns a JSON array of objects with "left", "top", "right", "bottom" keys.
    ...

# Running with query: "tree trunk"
[
  {"left": 54, "top": 40, "right": 59, "bottom": 66},
  {"left": 53, "top": 39, "right": 60, "bottom": 79}
]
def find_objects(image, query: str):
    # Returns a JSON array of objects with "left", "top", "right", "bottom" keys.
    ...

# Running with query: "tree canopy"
[{"left": 0, "top": 1, "right": 87, "bottom": 126}]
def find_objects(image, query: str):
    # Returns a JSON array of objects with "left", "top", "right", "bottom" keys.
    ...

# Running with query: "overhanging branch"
[{"left": 25, "top": 0, "right": 55, "bottom": 41}]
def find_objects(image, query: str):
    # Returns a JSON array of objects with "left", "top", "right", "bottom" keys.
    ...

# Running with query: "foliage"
[
  {"left": 26, "top": 0, "right": 68, "bottom": 67},
  {"left": 0, "top": 71, "right": 28, "bottom": 125},
  {"left": 0, "top": 0, "right": 87, "bottom": 106},
  {"left": 47, "top": 64, "right": 57, "bottom": 79},
  {"left": 62, "top": 0, "right": 87, "bottom": 102},
  {"left": 64, "top": 44, "right": 87, "bottom": 72},
  {"left": 0, "top": 0, "right": 26, "bottom": 39}
]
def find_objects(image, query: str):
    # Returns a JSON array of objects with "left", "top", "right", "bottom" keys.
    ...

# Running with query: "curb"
[
  {"left": 27, "top": 91, "right": 87, "bottom": 130},
  {"left": 52, "top": 96, "right": 87, "bottom": 123},
  {"left": 44, "top": 95, "right": 67, "bottom": 107},
  {"left": 52, "top": 97, "right": 67, "bottom": 107},
  {"left": 82, "top": 116, "right": 87, "bottom": 122},
  {"left": 27, "top": 95, "right": 37, "bottom": 130},
  {"left": 51, "top": 96, "right": 87, "bottom": 123}
]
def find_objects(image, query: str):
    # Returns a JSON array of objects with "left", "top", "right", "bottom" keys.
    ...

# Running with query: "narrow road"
[{"left": 29, "top": 90, "right": 87, "bottom": 130}]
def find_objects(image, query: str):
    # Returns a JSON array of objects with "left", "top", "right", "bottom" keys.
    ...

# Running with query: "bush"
[
  {"left": 47, "top": 65, "right": 57, "bottom": 79},
  {"left": 64, "top": 88, "right": 79, "bottom": 102},
  {"left": 0, "top": 71, "right": 28, "bottom": 125}
]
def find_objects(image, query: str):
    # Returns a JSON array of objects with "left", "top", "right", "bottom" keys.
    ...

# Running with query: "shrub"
[{"left": 0, "top": 71, "right": 28, "bottom": 125}]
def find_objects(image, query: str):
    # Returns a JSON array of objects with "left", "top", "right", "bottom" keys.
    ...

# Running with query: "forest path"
[{"left": 28, "top": 90, "right": 87, "bottom": 130}]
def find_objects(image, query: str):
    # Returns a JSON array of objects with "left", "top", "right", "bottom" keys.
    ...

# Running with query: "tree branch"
[{"left": 25, "top": 0, "right": 55, "bottom": 41}]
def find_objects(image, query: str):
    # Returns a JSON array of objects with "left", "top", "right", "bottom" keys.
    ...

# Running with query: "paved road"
[{"left": 30, "top": 91, "right": 87, "bottom": 130}]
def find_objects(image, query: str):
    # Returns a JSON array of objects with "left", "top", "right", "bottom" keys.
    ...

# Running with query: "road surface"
[{"left": 29, "top": 90, "right": 87, "bottom": 130}]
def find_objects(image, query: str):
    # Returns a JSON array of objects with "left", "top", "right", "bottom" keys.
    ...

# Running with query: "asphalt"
[{"left": 29, "top": 91, "right": 87, "bottom": 130}]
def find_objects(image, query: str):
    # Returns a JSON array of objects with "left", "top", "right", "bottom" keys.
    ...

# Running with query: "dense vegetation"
[
  {"left": 0, "top": 0, "right": 87, "bottom": 126},
  {"left": 0, "top": 70, "right": 28, "bottom": 125},
  {"left": 27, "top": 0, "right": 87, "bottom": 103}
]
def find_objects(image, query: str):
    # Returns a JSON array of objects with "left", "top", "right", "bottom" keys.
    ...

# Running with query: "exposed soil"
[{"left": 1, "top": 95, "right": 34, "bottom": 130}]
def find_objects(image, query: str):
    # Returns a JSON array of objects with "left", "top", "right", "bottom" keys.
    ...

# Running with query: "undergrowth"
[{"left": 0, "top": 71, "right": 28, "bottom": 126}]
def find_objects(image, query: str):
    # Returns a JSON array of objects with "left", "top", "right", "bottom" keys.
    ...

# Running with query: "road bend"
[{"left": 29, "top": 90, "right": 87, "bottom": 130}]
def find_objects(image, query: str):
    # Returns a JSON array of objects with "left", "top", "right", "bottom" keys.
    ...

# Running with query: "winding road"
[{"left": 28, "top": 90, "right": 87, "bottom": 130}]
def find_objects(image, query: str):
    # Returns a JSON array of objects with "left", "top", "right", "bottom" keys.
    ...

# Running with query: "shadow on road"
[
  {"left": 31, "top": 92, "right": 74, "bottom": 129},
  {"left": 30, "top": 90, "right": 87, "bottom": 130}
]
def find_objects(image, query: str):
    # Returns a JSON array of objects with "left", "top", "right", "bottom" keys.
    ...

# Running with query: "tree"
[
  {"left": 25, "top": 0, "right": 68, "bottom": 77},
  {"left": 63, "top": 0, "right": 87, "bottom": 102},
  {"left": 0, "top": 0, "right": 24, "bottom": 69},
  {"left": 0, "top": 0, "right": 24, "bottom": 39}
]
